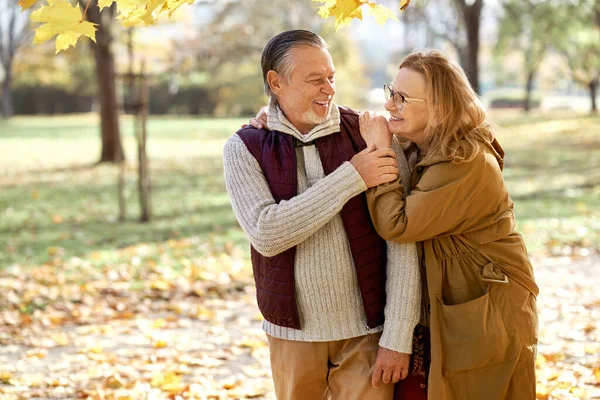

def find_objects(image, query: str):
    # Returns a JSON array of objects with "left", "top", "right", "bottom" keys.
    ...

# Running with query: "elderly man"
[{"left": 223, "top": 30, "right": 420, "bottom": 400}]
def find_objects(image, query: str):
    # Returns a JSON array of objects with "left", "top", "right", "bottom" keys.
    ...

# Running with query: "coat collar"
[{"left": 412, "top": 137, "right": 505, "bottom": 171}]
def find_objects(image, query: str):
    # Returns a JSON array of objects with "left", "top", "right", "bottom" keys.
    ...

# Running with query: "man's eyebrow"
[{"left": 306, "top": 70, "right": 335, "bottom": 78}]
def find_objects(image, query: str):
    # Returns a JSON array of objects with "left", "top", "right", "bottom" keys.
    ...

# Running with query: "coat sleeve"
[{"left": 366, "top": 151, "right": 501, "bottom": 243}]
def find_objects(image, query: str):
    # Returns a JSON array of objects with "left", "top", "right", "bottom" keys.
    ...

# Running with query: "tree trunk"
[
  {"left": 138, "top": 69, "right": 151, "bottom": 222},
  {"left": 456, "top": 0, "right": 483, "bottom": 94},
  {"left": 85, "top": 1, "right": 124, "bottom": 163},
  {"left": 590, "top": 79, "right": 598, "bottom": 113},
  {"left": 524, "top": 70, "right": 535, "bottom": 113},
  {"left": 1, "top": 62, "right": 13, "bottom": 118}
]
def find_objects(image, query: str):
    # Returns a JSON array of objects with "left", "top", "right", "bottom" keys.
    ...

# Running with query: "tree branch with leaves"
[{"left": 20, "top": 0, "right": 412, "bottom": 53}]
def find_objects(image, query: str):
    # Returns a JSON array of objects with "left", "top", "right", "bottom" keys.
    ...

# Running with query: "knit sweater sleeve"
[
  {"left": 379, "top": 240, "right": 421, "bottom": 353},
  {"left": 378, "top": 138, "right": 421, "bottom": 353},
  {"left": 223, "top": 134, "right": 367, "bottom": 257}
]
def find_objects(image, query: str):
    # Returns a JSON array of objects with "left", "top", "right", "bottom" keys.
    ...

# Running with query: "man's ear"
[{"left": 267, "top": 70, "right": 283, "bottom": 96}]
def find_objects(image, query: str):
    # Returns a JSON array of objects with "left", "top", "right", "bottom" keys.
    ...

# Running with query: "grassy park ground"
[{"left": 0, "top": 112, "right": 599, "bottom": 399}]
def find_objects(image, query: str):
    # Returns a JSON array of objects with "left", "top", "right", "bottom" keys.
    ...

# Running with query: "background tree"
[
  {"left": 407, "top": 0, "right": 483, "bottom": 93},
  {"left": 495, "top": 0, "right": 562, "bottom": 112},
  {"left": 554, "top": 0, "right": 599, "bottom": 113},
  {"left": 0, "top": 0, "right": 31, "bottom": 118},
  {"left": 80, "top": 0, "right": 125, "bottom": 163},
  {"left": 11, "top": 40, "right": 96, "bottom": 114},
  {"left": 454, "top": 0, "right": 483, "bottom": 94}
]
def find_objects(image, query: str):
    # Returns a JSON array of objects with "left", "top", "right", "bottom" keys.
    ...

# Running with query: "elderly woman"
[{"left": 360, "top": 50, "right": 539, "bottom": 400}]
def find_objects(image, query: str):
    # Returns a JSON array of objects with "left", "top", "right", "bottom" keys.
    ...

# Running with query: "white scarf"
[{"left": 266, "top": 98, "right": 341, "bottom": 143}]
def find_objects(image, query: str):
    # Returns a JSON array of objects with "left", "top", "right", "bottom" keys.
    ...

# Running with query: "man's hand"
[
  {"left": 359, "top": 111, "right": 393, "bottom": 150},
  {"left": 350, "top": 144, "right": 398, "bottom": 188},
  {"left": 371, "top": 347, "right": 410, "bottom": 387}
]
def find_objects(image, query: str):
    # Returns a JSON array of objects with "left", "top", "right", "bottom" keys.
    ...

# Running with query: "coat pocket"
[{"left": 437, "top": 290, "right": 510, "bottom": 375}]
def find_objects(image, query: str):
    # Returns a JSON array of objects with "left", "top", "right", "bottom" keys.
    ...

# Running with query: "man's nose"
[{"left": 322, "top": 80, "right": 335, "bottom": 96}]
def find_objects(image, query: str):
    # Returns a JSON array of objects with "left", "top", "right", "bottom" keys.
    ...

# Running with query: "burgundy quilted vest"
[{"left": 237, "top": 106, "right": 387, "bottom": 330}]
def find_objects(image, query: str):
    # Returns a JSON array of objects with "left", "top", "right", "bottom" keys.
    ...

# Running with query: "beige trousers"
[{"left": 267, "top": 332, "right": 394, "bottom": 400}]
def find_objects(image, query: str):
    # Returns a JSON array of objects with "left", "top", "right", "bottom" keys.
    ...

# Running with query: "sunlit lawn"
[
  {"left": 0, "top": 115, "right": 249, "bottom": 269},
  {"left": 0, "top": 111, "right": 598, "bottom": 269}
]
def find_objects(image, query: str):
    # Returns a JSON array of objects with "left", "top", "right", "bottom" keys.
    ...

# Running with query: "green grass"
[
  {"left": 0, "top": 115, "right": 248, "bottom": 268},
  {"left": 0, "top": 112, "right": 598, "bottom": 269},
  {"left": 492, "top": 112, "right": 600, "bottom": 254}
]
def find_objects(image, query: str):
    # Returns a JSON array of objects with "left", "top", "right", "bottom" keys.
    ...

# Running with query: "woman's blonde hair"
[{"left": 399, "top": 50, "right": 493, "bottom": 164}]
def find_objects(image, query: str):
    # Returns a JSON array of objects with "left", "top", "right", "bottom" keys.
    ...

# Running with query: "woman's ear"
[{"left": 267, "top": 70, "right": 282, "bottom": 96}]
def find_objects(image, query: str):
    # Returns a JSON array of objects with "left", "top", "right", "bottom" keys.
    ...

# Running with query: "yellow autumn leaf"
[
  {"left": 116, "top": 0, "right": 143, "bottom": 16},
  {"left": 98, "top": 0, "right": 116, "bottom": 9},
  {"left": 328, "top": 0, "right": 364, "bottom": 30},
  {"left": 152, "top": 318, "right": 168, "bottom": 329},
  {"left": 0, "top": 371, "right": 12, "bottom": 384},
  {"left": 314, "top": 0, "right": 337, "bottom": 18},
  {"left": 314, "top": 0, "right": 406, "bottom": 30},
  {"left": 50, "top": 333, "right": 70, "bottom": 346},
  {"left": 366, "top": 2, "right": 397, "bottom": 26},
  {"left": 18, "top": 0, "right": 38, "bottom": 11},
  {"left": 89, "top": 345, "right": 103, "bottom": 354},
  {"left": 151, "top": 371, "right": 182, "bottom": 391},
  {"left": 30, "top": 0, "right": 97, "bottom": 53},
  {"left": 141, "top": 0, "right": 168, "bottom": 25},
  {"left": 150, "top": 279, "right": 171, "bottom": 290},
  {"left": 26, "top": 349, "right": 47, "bottom": 359},
  {"left": 166, "top": 0, "right": 195, "bottom": 17},
  {"left": 196, "top": 306, "right": 215, "bottom": 320},
  {"left": 105, "top": 374, "right": 124, "bottom": 389},
  {"left": 240, "top": 337, "right": 266, "bottom": 350},
  {"left": 118, "top": 8, "right": 146, "bottom": 28}
]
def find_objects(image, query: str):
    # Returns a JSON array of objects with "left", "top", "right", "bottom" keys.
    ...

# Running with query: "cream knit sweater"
[{"left": 223, "top": 102, "right": 420, "bottom": 353}]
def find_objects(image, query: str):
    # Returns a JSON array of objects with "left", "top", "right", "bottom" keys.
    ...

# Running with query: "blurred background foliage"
[{"left": 1, "top": 0, "right": 597, "bottom": 120}]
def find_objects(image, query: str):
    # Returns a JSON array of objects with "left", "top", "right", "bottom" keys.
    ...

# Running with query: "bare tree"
[
  {"left": 495, "top": 0, "right": 561, "bottom": 112},
  {"left": 453, "top": 0, "right": 483, "bottom": 94},
  {"left": 555, "top": 0, "right": 599, "bottom": 113},
  {"left": 407, "top": 0, "right": 483, "bottom": 93},
  {"left": 0, "top": 0, "right": 31, "bottom": 118}
]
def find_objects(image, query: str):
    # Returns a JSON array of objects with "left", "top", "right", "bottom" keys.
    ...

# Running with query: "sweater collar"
[{"left": 266, "top": 98, "right": 341, "bottom": 143}]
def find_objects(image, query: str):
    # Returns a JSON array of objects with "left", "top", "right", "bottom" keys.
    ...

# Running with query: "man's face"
[{"left": 272, "top": 46, "right": 336, "bottom": 134}]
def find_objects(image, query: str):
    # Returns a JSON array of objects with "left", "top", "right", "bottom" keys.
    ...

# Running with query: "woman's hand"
[
  {"left": 359, "top": 111, "right": 393, "bottom": 150},
  {"left": 241, "top": 106, "right": 269, "bottom": 129}
]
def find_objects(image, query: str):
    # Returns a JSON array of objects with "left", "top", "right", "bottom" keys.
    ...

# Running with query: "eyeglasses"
[{"left": 383, "top": 84, "right": 426, "bottom": 109}]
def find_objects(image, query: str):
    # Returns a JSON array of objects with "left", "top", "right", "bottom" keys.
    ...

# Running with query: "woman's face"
[{"left": 385, "top": 67, "right": 430, "bottom": 149}]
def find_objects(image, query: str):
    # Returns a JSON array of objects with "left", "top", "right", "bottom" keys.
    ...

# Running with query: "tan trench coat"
[{"left": 367, "top": 139, "right": 539, "bottom": 400}]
